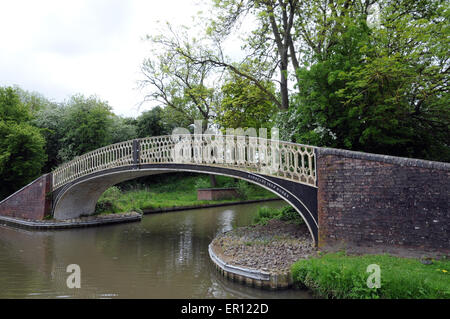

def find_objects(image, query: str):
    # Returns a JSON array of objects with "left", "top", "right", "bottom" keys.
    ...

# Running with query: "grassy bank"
[
  {"left": 95, "top": 173, "right": 277, "bottom": 214},
  {"left": 291, "top": 252, "right": 450, "bottom": 299}
]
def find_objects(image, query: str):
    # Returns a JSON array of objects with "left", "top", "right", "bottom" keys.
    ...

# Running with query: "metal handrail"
[{"left": 52, "top": 135, "right": 316, "bottom": 190}]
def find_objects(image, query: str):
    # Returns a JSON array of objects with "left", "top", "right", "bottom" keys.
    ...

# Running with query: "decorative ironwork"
[{"left": 52, "top": 135, "right": 316, "bottom": 190}]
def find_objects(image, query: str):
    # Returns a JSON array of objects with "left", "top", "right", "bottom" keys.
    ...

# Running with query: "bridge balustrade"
[{"left": 52, "top": 135, "right": 316, "bottom": 190}]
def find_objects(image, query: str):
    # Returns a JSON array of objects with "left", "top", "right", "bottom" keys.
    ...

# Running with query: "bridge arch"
[
  {"left": 52, "top": 163, "right": 318, "bottom": 244},
  {"left": 47, "top": 135, "right": 318, "bottom": 242}
]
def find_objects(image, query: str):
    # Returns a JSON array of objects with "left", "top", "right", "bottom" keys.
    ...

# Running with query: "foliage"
[
  {"left": 14, "top": 86, "right": 54, "bottom": 114},
  {"left": 140, "top": 26, "right": 220, "bottom": 127},
  {"left": 215, "top": 63, "right": 278, "bottom": 131},
  {"left": 291, "top": 252, "right": 450, "bottom": 299},
  {"left": 57, "top": 94, "right": 114, "bottom": 162},
  {"left": 209, "top": 0, "right": 299, "bottom": 110},
  {"left": 95, "top": 186, "right": 123, "bottom": 214},
  {"left": 278, "top": 206, "right": 303, "bottom": 224},
  {"left": 253, "top": 205, "right": 304, "bottom": 225},
  {"left": 194, "top": 177, "right": 211, "bottom": 189},
  {"left": 235, "top": 179, "right": 251, "bottom": 200},
  {"left": 95, "top": 174, "right": 276, "bottom": 214},
  {"left": 253, "top": 206, "right": 279, "bottom": 225},
  {"left": 135, "top": 106, "right": 168, "bottom": 138},
  {"left": 0, "top": 86, "right": 31, "bottom": 122},
  {"left": 32, "top": 103, "right": 67, "bottom": 171},
  {"left": 278, "top": 1, "right": 449, "bottom": 161},
  {"left": 108, "top": 116, "right": 137, "bottom": 144},
  {"left": 0, "top": 87, "right": 46, "bottom": 198}
]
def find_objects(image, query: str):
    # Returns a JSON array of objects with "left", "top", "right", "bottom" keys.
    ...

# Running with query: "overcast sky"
[{"left": 0, "top": 0, "right": 241, "bottom": 118}]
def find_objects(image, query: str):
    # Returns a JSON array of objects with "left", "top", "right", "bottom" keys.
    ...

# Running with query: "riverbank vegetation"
[
  {"left": 95, "top": 173, "right": 277, "bottom": 215},
  {"left": 253, "top": 206, "right": 305, "bottom": 226},
  {"left": 291, "top": 252, "right": 450, "bottom": 299}
]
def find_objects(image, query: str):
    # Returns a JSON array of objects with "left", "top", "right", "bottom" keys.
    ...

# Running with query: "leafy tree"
[
  {"left": 215, "top": 63, "right": 278, "bottom": 131},
  {"left": 160, "top": 106, "right": 194, "bottom": 134},
  {"left": 14, "top": 86, "right": 54, "bottom": 114},
  {"left": 58, "top": 94, "right": 114, "bottom": 162},
  {"left": 209, "top": 0, "right": 299, "bottom": 110},
  {"left": 208, "top": 0, "right": 377, "bottom": 110},
  {"left": 109, "top": 116, "right": 138, "bottom": 144},
  {"left": 135, "top": 106, "right": 168, "bottom": 138},
  {"left": 0, "top": 86, "right": 31, "bottom": 122},
  {"left": 278, "top": 19, "right": 372, "bottom": 146},
  {"left": 32, "top": 103, "right": 67, "bottom": 172},
  {"left": 336, "top": 0, "right": 450, "bottom": 160},
  {"left": 279, "top": 0, "right": 450, "bottom": 161},
  {"left": 0, "top": 87, "right": 46, "bottom": 198},
  {"left": 140, "top": 25, "right": 220, "bottom": 129}
]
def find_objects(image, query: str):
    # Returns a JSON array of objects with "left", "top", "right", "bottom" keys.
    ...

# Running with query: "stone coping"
[
  {"left": 208, "top": 243, "right": 293, "bottom": 290},
  {"left": 318, "top": 147, "right": 450, "bottom": 170},
  {"left": 143, "top": 198, "right": 281, "bottom": 214},
  {"left": 196, "top": 187, "right": 238, "bottom": 191},
  {"left": 0, "top": 212, "right": 142, "bottom": 230}
]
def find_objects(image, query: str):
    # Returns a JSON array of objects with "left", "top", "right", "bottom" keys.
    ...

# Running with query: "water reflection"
[
  {"left": 218, "top": 209, "right": 235, "bottom": 233},
  {"left": 0, "top": 200, "right": 311, "bottom": 299}
]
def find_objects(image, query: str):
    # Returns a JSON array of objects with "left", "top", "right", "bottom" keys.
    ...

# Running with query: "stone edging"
[
  {"left": 0, "top": 213, "right": 142, "bottom": 230},
  {"left": 143, "top": 198, "right": 281, "bottom": 214},
  {"left": 208, "top": 244, "right": 293, "bottom": 290},
  {"left": 318, "top": 147, "right": 450, "bottom": 170}
]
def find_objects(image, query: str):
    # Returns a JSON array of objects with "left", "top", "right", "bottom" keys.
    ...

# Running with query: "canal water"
[{"left": 0, "top": 200, "right": 311, "bottom": 298}]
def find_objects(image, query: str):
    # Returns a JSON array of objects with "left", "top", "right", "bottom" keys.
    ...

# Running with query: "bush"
[
  {"left": 236, "top": 180, "right": 251, "bottom": 200},
  {"left": 253, "top": 206, "right": 280, "bottom": 225},
  {"left": 95, "top": 186, "right": 122, "bottom": 214},
  {"left": 194, "top": 177, "right": 211, "bottom": 189},
  {"left": 253, "top": 205, "right": 305, "bottom": 225},
  {"left": 279, "top": 206, "right": 304, "bottom": 225}
]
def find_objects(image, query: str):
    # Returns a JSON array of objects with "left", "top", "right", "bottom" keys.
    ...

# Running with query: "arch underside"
[{"left": 52, "top": 163, "right": 318, "bottom": 243}]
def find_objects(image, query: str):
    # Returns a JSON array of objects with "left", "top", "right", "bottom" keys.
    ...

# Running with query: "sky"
[{"left": 0, "top": 0, "right": 243, "bottom": 118}]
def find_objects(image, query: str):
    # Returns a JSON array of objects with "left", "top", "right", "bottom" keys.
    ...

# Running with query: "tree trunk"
[
  {"left": 280, "top": 51, "right": 289, "bottom": 110},
  {"left": 209, "top": 174, "right": 217, "bottom": 188}
]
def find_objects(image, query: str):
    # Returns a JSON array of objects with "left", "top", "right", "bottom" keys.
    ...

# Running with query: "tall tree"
[
  {"left": 135, "top": 106, "right": 168, "bottom": 138},
  {"left": 208, "top": 0, "right": 376, "bottom": 109},
  {"left": 279, "top": 0, "right": 449, "bottom": 161},
  {"left": 215, "top": 62, "right": 278, "bottom": 130},
  {"left": 0, "top": 87, "right": 46, "bottom": 198},
  {"left": 108, "top": 116, "right": 138, "bottom": 144},
  {"left": 58, "top": 94, "right": 114, "bottom": 162},
  {"left": 32, "top": 103, "right": 67, "bottom": 172},
  {"left": 140, "top": 25, "right": 221, "bottom": 130}
]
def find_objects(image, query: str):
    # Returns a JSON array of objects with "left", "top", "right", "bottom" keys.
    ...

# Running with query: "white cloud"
[{"left": 0, "top": 0, "right": 222, "bottom": 118}]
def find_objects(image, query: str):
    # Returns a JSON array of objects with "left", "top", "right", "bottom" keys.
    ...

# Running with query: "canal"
[{"left": 0, "top": 200, "right": 311, "bottom": 298}]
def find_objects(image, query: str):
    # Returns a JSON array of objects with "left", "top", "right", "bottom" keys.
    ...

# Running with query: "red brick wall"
[
  {"left": 317, "top": 148, "right": 450, "bottom": 251},
  {"left": 0, "top": 174, "right": 52, "bottom": 220}
]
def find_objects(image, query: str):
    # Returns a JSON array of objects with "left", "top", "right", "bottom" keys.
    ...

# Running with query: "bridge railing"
[
  {"left": 52, "top": 140, "right": 135, "bottom": 189},
  {"left": 52, "top": 135, "right": 316, "bottom": 190}
]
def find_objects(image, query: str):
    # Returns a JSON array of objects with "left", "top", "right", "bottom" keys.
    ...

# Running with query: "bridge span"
[{"left": 0, "top": 134, "right": 448, "bottom": 251}]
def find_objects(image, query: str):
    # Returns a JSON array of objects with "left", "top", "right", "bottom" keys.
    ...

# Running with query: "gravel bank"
[{"left": 211, "top": 219, "right": 315, "bottom": 275}]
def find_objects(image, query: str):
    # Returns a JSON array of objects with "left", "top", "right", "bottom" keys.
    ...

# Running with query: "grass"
[
  {"left": 252, "top": 205, "right": 305, "bottom": 225},
  {"left": 291, "top": 252, "right": 450, "bottom": 299},
  {"left": 95, "top": 173, "right": 277, "bottom": 215}
]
